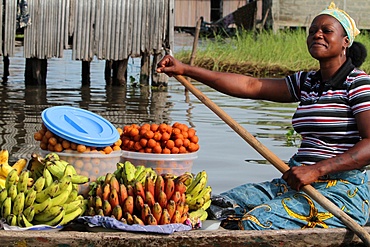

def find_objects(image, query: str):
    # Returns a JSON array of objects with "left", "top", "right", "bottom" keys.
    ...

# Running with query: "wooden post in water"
[
  {"left": 151, "top": 52, "right": 168, "bottom": 87},
  {"left": 2, "top": 56, "right": 9, "bottom": 82},
  {"left": 112, "top": 59, "right": 128, "bottom": 86},
  {"left": 82, "top": 61, "right": 91, "bottom": 85},
  {"left": 140, "top": 52, "right": 150, "bottom": 85},
  {"left": 25, "top": 58, "right": 47, "bottom": 85}
]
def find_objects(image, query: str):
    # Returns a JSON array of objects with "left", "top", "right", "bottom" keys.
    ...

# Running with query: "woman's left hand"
[{"left": 282, "top": 165, "right": 321, "bottom": 191}]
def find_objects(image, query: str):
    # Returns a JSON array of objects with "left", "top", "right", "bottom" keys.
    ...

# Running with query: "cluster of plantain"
[
  {"left": 85, "top": 161, "right": 212, "bottom": 226},
  {"left": 0, "top": 152, "right": 90, "bottom": 227}
]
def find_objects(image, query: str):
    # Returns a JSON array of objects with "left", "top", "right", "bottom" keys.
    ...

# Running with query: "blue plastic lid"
[{"left": 41, "top": 106, "right": 120, "bottom": 147}]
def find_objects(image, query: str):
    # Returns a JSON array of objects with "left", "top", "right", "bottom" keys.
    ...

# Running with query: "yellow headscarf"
[{"left": 318, "top": 2, "right": 360, "bottom": 47}]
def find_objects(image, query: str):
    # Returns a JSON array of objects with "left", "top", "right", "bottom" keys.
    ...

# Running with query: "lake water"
[{"left": 0, "top": 33, "right": 300, "bottom": 194}]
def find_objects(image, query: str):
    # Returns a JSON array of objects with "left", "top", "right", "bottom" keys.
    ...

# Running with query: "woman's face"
[{"left": 307, "top": 14, "right": 349, "bottom": 61}]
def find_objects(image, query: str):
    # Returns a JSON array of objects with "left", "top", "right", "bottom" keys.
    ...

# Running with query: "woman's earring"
[{"left": 343, "top": 49, "right": 346, "bottom": 56}]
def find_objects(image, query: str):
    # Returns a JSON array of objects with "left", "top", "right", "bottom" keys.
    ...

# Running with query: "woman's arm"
[{"left": 157, "top": 55, "right": 294, "bottom": 102}]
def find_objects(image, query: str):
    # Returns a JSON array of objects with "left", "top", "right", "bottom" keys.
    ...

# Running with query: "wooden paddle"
[{"left": 174, "top": 74, "right": 370, "bottom": 246}]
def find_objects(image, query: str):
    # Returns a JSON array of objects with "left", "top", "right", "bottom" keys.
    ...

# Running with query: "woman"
[{"left": 157, "top": 2, "right": 370, "bottom": 230}]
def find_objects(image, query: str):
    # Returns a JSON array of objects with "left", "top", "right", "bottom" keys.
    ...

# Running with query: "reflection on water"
[{"left": 0, "top": 46, "right": 300, "bottom": 194}]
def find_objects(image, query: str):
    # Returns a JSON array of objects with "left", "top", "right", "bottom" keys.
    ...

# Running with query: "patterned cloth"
[
  {"left": 318, "top": 2, "right": 359, "bottom": 47},
  {"left": 218, "top": 159, "right": 369, "bottom": 230},
  {"left": 214, "top": 59, "right": 370, "bottom": 230}
]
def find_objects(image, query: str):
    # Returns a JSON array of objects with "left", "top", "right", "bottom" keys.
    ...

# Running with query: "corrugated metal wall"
[{"left": 1, "top": 0, "right": 174, "bottom": 60}]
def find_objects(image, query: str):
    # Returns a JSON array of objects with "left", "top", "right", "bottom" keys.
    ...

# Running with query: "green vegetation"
[{"left": 176, "top": 29, "right": 370, "bottom": 77}]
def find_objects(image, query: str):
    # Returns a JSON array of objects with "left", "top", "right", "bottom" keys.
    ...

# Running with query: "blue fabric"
[
  {"left": 76, "top": 215, "right": 192, "bottom": 234},
  {"left": 219, "top": 158, "right": 369, "bottom": 230}
]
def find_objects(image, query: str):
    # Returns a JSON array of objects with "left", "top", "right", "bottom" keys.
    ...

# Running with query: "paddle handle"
[{"left": 174, "top": 74, "right": 370, "bottom": 246}]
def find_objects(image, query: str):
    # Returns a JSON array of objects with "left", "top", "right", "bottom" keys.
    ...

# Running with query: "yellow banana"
[
  {"left": 0, "top": 178, "right": 5, "bottom": 189},
  {"left": 1, "top": 196, "right": 12, "bottom": 219},
  {"left": 12, "top": 192, "right": 25, "bottom": 216},
  {"left": 12, "top": 158, "right": 27, "bottom": 176},
  {"left": 34, "top": 205, "right": 64, "bottom": 222},
  {"left": 59, "top": 206, "right": 83, "bottom": 226},
  {"left": 25, "top": 188, "right": 37, "bottom": 208},
  {"left": 187, "top": 185, "right": 212, "bottom": 210},
  {"left": 187, "top": 175, "right": 207, "bottom": 199},
  {"left": 187, "top": 170, "right": 207, "bottom": 193},
  {"left": 201, "top": 198, "right": 212, "bottom": 211},
  {"left": 0, "top": 150, "right": 9, "bottom": 166},
  {"left": 17, "top": 170, "right": 30, "bottom": 194}
]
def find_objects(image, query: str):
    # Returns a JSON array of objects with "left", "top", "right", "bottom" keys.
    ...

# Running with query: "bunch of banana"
[
  {"left": 0, "top": 152, "right": 89, "bottom": 227},
  {"left": 184, "top": 170, "right": 212, "bottom": 222},
  {"left": 86, "top": 168, "right": 190, "bottom": 225},
  {"left": 0, "top": 150, "right": 28, "bottom": 188}
]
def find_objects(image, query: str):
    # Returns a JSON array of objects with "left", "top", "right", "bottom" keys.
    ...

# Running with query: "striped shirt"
[{"left": 285, "top": 60, "right": 370, "bottom": 165}]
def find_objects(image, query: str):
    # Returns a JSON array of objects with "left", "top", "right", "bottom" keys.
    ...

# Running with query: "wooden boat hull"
[{"left": 0, "top": 225, "right": 369, "bottom": 247}]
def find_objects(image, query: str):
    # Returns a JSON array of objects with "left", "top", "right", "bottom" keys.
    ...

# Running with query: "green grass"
[{"left": 176, "top": 29, "right": 370, "bottom": 76}]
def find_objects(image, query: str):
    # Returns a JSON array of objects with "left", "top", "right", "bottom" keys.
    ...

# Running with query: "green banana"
[
  {"left": 187, "top": 173, "right": 208, "bottom": 198},
  {"left": 0, "top": 187, "right": 8, "bottom": 205},
  {"left": 44, "top": 152, "right": 60, "bottom": 162},
  {"left": 33, "top": 197, "right": 52, "bottom": 214},
  {"left": 1, "top": 196, "right": 12, "bottom": 219},
  {"left": 25, "top": 188, "right": 37, "bottom": 208},
  {"left": 50, "top": 182, "right": 72, "bottom": 207},
  {"left": 56, "top": 175, "right": 72, "bottom": 192},
  {"left": 63, "top": 199, "right": 84, "bottom": 214},
  {"left": 189, "top": 208, "right": 208, "bottom": 222},
  {"left": 59, "top": 206, "right": 83, "bottom": 226},
  {"left": 70, "top": 174, "right": 90, "bottom": 184},
  {"left": 46, "top": 161, "right": 65, "bottom": 180},
  {"left": 34, "top": 205, "right": 64, "bottom": 222},
  {"left": 12, "top": 192, "right": 25, "bottom": 216},
  {"left": 8, "top": 184, "right": 18, "bottom": 202},
  {"left": 19, "top": 213, "right": 34, "bottom": 227},
  {"left": 62, "top": 164, "right": 77, "bottom": 178},
  {"left": 17, "top": 170, "right": 29, "bottom": 194},
  {"left": 43, "top": 168, "right": 54, "bottom": 188},
  {"left": 122, "top": 161, "right": 136, "bottom": 185},
  {"left": 6, "top": 213, "right": 17, "bottom": 226},
  {"left": 40, "top": 208, "right": 65, "bottom": 226},
  {"left": 133, "top": 165, "right": 146, "bottom": 180},
  {"left": 23, "top": 206, "right": 35, "bottom": 222},
  {"left": 5, "top": 169, "right": 18, "bottom": 191},
  {"left": 65, "top": 189, "right": 78, "bottom": 204},
  {"left": 35, "top": 180, "right": 60, "bottom": 203},
  {"left": 32, "top": 176, "right": 46, "bottom": 192}
]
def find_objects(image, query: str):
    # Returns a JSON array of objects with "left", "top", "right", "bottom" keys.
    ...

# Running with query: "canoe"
[{"left": 0, "top": 222, "right": 369, "bottom": 247}]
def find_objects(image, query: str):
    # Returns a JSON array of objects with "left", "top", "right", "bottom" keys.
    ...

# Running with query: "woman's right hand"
[{"left": 156, "top": 55, "right": 186, "bottom": 77}]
